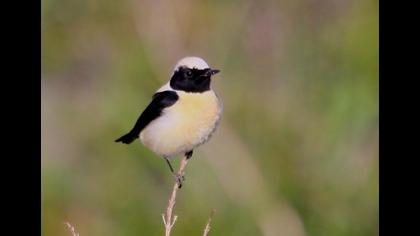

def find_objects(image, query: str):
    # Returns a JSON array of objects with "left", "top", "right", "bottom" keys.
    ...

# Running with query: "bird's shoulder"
[
  {"left": 114, "top": 87, "right": 178, "bottom": 144},
  {"left": 150, "top": 90, "right": 179, "bottom": 107}
]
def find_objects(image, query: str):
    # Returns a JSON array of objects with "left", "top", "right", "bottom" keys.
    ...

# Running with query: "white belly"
[{"left": 140, "top": 90, "right": 222, "bottom": 158}]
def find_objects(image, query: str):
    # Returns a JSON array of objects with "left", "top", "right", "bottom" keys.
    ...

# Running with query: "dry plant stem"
[
  {"left": 64, "top": 222, "right": 80, "bottom": 236},
  {"left": 162, "top": 156, "right": 190, "bottom": 236},
  {"left": 203, "top": 209, "right": 216, "bottom": 236}
]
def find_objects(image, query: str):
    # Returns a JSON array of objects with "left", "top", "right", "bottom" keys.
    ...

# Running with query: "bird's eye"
[{"left": 185, "top": 70, "right": 193, "bottom": 77}]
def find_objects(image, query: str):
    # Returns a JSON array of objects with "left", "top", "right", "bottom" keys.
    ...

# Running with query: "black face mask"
[{"left": 170, "top": 67, "right": 213, "bottom": 93}]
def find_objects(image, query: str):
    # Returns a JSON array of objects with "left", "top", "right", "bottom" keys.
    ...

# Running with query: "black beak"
[
  {"left": 206, "top": 69, "right": 220, "bottom": 77},
  {"left": 211, "top": 69, "right": 220, "bottom": 75},
  {"left": 203, "top": 68, "right": 220, "bottom": 77}
]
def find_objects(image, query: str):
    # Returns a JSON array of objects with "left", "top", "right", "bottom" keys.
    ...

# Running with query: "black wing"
[{"left": 115, "top": 90, "right": 179, "bottom": 144}]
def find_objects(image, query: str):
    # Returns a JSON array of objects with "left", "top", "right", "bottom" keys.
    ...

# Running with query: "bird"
[{"left": 115, "top": 56, "right": 222, "bottom": 188}]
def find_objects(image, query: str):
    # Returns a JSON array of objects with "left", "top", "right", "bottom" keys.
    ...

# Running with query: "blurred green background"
[{"left": 41, "top": 0, "right": 378, "bottom": 235}]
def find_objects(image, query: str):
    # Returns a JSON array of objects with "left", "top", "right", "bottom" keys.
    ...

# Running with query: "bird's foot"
[{"left": 173, "top": 172, "right": 185, "bottom": 188}]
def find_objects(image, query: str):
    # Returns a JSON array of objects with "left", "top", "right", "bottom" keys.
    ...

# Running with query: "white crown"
[{"left": 173, "top": 56, "right": 210, "bottom": 71}]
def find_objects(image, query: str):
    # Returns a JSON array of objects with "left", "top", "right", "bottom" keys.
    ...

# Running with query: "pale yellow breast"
[{"left": 140, "top": 90, "right": 222, "bottom": 157}]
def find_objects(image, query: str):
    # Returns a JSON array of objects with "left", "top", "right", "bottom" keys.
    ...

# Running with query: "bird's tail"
[{"left": 115, "top": 132, "right": 138, "bottom": 144}]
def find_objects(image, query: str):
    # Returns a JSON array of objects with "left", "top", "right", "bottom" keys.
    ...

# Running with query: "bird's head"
[{"left": 170, "top": 57, "right": 220, "bottom": 93}]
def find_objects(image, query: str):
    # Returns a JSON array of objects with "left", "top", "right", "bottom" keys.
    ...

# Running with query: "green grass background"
[{"left": 42, "top": 0, "right": 378, "bottom": 235}]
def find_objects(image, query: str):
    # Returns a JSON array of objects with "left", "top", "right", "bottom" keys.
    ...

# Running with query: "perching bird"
[{"left": 115, "top": 56, "right": 222, "bottom": 188}]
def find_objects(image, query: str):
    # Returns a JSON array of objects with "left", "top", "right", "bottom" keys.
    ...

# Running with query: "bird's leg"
[
  {"left": 164, "top": 157, "right": 184, "bottom": 188},
  {"left": 176, "top": 150, "right": 194, "bottom": 184},
  {"left": 185, "top": 150, "right": 193, "bottom": 160},
  {"left": 164, "top": 157, "right": 175, "bottom": 173}
]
